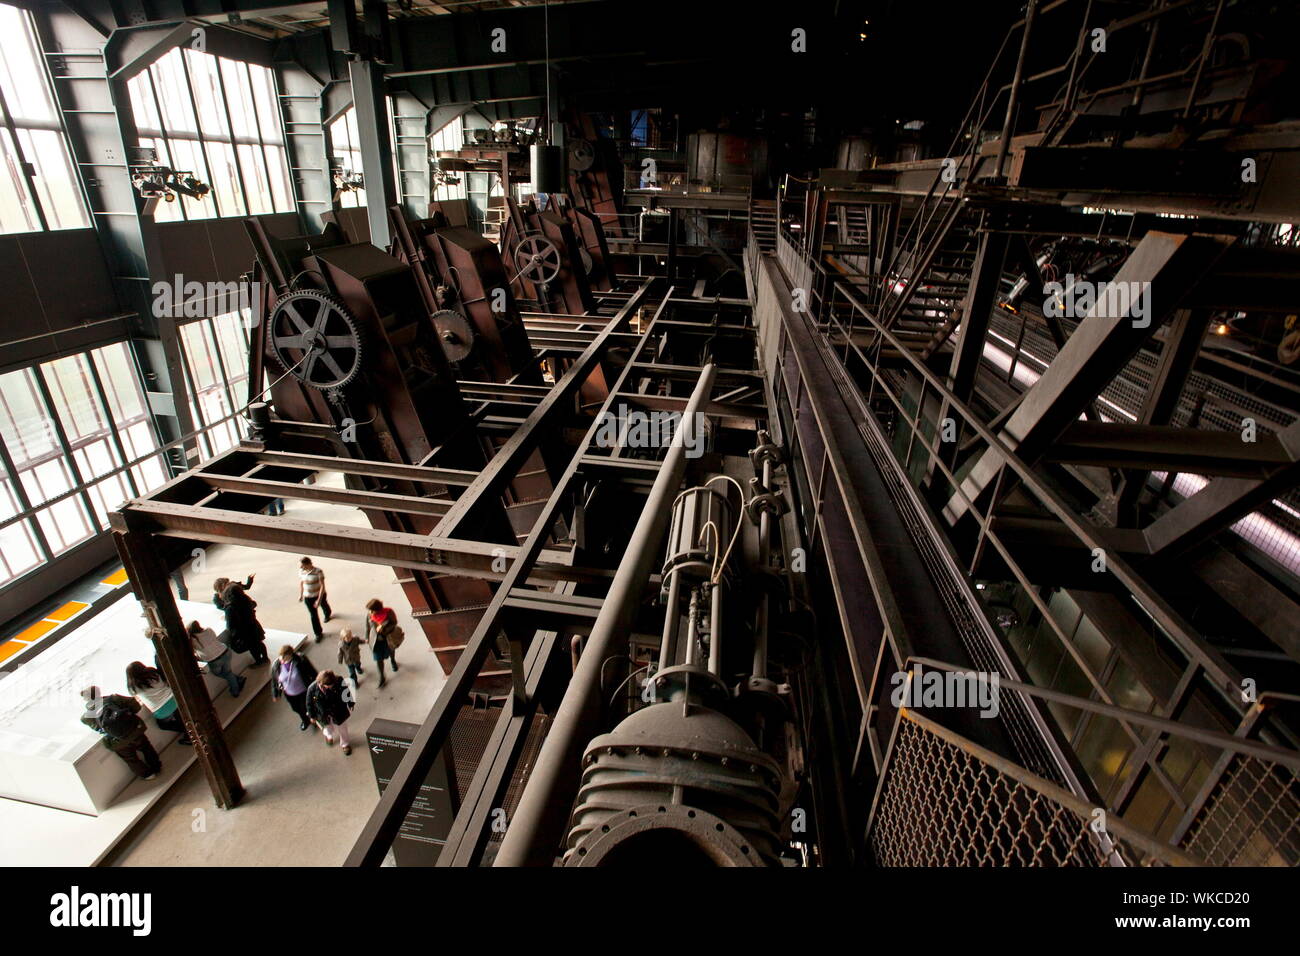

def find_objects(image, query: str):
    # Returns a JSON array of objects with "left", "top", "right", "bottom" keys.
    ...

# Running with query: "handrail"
[
  {"left": 905, "top": 657, "right": 1300, "bottom": 772},
  {"left": 820, "top": 278, "right": 1245, "bottom": 701}
]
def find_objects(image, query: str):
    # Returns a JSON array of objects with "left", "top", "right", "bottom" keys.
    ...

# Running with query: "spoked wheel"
[
  {"left": 269, "top": 289, "right": 363, "bottom": 389},
  {"left": 513, "top": 235, "right": 563, "bottom": 286}
]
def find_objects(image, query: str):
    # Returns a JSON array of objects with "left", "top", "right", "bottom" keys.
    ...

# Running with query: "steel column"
[{"left": 114, "top": 527, "right": 244, "bottom": 808}]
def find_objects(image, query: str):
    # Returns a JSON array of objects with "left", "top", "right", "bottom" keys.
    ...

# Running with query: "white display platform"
[{"left": 0, "top": 593, "right": 300, "bottom": 816}]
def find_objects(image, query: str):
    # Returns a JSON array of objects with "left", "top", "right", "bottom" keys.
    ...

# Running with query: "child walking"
[{"left": 337, "top": 627, "right": 365, "bottom": 686}]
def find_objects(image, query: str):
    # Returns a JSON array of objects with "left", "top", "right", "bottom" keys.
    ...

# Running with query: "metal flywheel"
[{"left": 269, "top": 289, "right": 364, "bottom": 389}]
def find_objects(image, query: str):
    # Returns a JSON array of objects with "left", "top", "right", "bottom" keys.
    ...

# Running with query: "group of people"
[
  {"left": 79, "top": 620, "right": 247, "bottom": 780},
  {"left": 269, "top": 593, "right": 405, "bottom": 757},
  {"left": 80, "top": 554, "right": 407, "bottom": 778}
]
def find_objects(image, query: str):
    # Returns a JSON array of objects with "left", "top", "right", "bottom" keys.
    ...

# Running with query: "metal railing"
[
  {"left": 869, "top": 706, "right": 1204, "bottom": 866},
  {"left": 756, "top": 224, "right": 1300, "bottom": 866}
]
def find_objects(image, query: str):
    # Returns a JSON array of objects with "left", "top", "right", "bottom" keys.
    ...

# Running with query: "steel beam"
[
  {"left": 190, "top": 473, "right": 455, "bottom": 517},
  {"left": 945, "top": 232, "right": 1234, "bottom": 522},
  {"left": 1047, "top": 421, "right": 1293, "bottom": 478},
  {"left": 348, "top": 57, "right": 398, "bottom": 248},
  {"left": 432, "top": 280, "right": 656, "bottom": 538},
  {"left": 1144, "top": 419, "right": 1300, "bottom": 557},
  {"left": 109, "top": 500, "right": 594, "bottom": 585},
  {"left": 1112, "top": 309, "right": 1211, "bottom": 521}
]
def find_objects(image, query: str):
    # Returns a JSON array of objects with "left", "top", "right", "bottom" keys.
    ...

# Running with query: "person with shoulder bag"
[
  {"left": 79, "top": 686, "right": 162, "bottom": 780},
  {"left": 337, "top": 627, "right": 365, "bottom": 686},
  {"left": 364, "top": 598, "right": 404, "bottom": 688}
]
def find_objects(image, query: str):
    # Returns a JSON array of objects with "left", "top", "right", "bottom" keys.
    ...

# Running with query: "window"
[
  {"left": 328, "top": 107, "right": 365, "bottom": 209},
  {"left": 0, "top": 3, "right": 90, "bottom": 234},
  {"left": 0, "top": 342, "right": 165, "bottom": 587},
  {"left": 180, "top": 309, "right": 255, "bottom": 459},
  {"left": 430, "top": 116, "right": 468, "bottom": 205},
  {"left": 127, "top": 46, "right": 293, "bottom": 222}
]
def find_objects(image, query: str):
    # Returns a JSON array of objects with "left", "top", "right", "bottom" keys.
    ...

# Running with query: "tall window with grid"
[
  {"left": 0, "top": 2, "right": 90, "bottom": 234},
  {"left": 126, "top": 45, "right": 293, "bottom": 222},
  {"left": 0, "top": 343, "right": 166, "bottom": 587},
  {"left": 179, "top": 309, "right": 256, "bottom": 460}
]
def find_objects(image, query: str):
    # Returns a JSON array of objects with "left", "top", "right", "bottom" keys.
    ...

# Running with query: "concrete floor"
[{"left": 105, "top": 479, "right": 447, "bottom": 866}]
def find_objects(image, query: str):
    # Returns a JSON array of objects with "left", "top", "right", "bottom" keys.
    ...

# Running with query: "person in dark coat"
[
  {"left": 306, "top": 670, "right": 355, "bottom": 755},
  {"left": 79, "top": 685, "right": 162, "bottom": 780},
  {"left": 271, "top": 644, "right": 318, "bottom": 731},
  {"left": 214, "top": 574, "right": 269, "bottom": 664}
]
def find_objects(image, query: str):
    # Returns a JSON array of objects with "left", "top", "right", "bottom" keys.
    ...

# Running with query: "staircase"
[
  {"left": 879, "top": 198, "right": 982, "bottom": 356},
  {"left": 749, "top": 198, "right": 777, "bottom": 254}
]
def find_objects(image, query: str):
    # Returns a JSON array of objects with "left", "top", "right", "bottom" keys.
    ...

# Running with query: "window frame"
[
  {"left": 127, "top": 45, "right": 293, "bottom": 223},
  {"left": 0, "top": 341, "right": 169, "bottom": 589},
  {"left": 0, "top": 2, "right": 91, "bottom": 235}
]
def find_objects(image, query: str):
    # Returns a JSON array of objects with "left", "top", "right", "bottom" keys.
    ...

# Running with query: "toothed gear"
[
  {"left": 431, "top": 308, "right": 476, "bottom": 363},
  {"left": 269, "top": 289, "right": 364, "bottom": 389}
]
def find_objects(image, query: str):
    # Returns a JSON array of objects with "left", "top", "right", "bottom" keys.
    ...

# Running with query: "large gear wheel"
[
  {"left": 513, "top": 235, "right": 563, "bottom": 285},
  {"left": 431, "top": 308, "right": 476, "bottom": 363},
  {"left": 269, "top": 289, "right": 363, "bottom": 389}
]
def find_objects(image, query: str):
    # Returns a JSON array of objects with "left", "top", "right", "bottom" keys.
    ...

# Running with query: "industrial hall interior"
[{"left": 0, "top": 0, "right": 1297, "bottom": 871}]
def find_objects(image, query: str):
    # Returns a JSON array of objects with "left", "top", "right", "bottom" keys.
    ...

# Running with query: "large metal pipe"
[
  {"left": 752, "top": 457, "right": 772, "bottom": 679},
  {"left": 495, "top": 363, "right": 718, "bottom": 866},
  {"left": 707, "top": 582, "right": 724, "bottom": 677}
]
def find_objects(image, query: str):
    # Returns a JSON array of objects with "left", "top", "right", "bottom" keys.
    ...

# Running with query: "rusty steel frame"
[{"left": 344, "top": 281, "right": 724, "bottom": 866}]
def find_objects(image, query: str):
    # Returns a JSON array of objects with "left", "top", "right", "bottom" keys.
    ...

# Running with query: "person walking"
[
  {"left": 298, "top": 557, "right": 332, "bottom": 642},
  {"left": 306, "top": 670, "right": 355, "bottom": 755},
  {"left": 364, "top": 598, "right": 404, "bottom": 688},
  {"left": 189, "top": 620, "right": 246, "bottom": 697},
  {"left": 125, "top": 661, "right": 190, "bottom": 745},
  {"left": 337, "top": 627, "right": 365, "bottom": 686},
  {"left": 271, "top": 644, "right": 318, "bottom": 731},
  {"left": 79, "top": 686, "right": 162, "bottom": 780},
  {"left": 215, "top": 574, "right": 269, "bottom": 664}
]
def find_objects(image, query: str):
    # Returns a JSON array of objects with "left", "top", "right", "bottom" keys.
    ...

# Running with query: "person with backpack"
[
  {"left": 364, "top": 598, "right": 405, "bottom": 688},
  {"left": 306, "top": 670, "right": 355, "bottom": 755},
  {"left": 189, "top": 620, "right": 246, "bottom": 697},
  {"left": 125, "top": 661, "right": 191, "bottom": 745},
  {"left": 297, "top": 557, "right": 332, "bottom": 642},
  {"left": 337, "top": 626, "right": 365, "bottom": 686},
  {"left": 79, "top": 686, "right": 162, "bottom": 780},
  {"left": 214, "top": 574, "right": 269, "bottom": 664},
  {"left": 271, "top": 644, "right": 318, "bottom": 731}
]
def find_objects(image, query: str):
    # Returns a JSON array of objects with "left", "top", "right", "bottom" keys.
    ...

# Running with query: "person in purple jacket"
[{"left": 271, "top": 644, "right": 318, "bottom": 732}]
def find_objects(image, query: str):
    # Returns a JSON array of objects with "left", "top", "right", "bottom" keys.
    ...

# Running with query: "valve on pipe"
[{"left": 562, "top": 440, "right": 798, "bottom": 867}]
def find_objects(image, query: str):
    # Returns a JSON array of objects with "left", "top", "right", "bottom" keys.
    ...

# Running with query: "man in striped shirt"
[{"left": 298, "top": 556, "right": 333, "bottom": 642}]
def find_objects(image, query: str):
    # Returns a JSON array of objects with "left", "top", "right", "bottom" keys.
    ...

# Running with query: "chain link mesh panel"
[
  {"left": 1182, "top": 754, "right": 1300, "bottom": 866},
  {"left": 868, "top": 713, "right": 1193, "bottom": 866}
]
